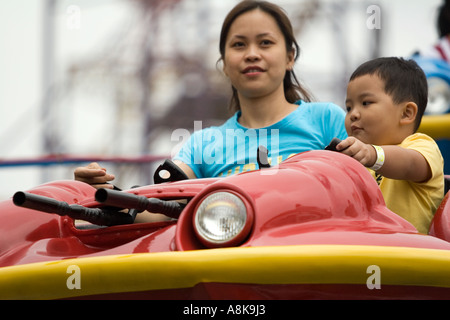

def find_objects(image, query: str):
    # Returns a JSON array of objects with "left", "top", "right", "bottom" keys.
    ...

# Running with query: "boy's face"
[{"left": 345, "top": 74, "right": 405, "bottom": 145}]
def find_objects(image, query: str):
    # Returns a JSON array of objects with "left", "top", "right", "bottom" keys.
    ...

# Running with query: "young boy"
[{"left": 337, "top": 57, "right": 444, "bottom": 234}]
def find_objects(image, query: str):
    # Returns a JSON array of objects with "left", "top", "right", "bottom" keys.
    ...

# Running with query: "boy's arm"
[{"left": 337, "top": 137, "right": 432, "bottom": 183}]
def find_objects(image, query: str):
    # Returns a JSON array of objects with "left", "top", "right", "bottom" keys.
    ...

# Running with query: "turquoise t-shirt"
[{"left": 173, "top": 100, "right": 347, "bottom": 178}]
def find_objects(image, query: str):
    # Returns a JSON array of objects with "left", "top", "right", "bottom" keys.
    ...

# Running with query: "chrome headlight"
[{"left": 193, "top": 191, "right": 253, "bottom": 248}]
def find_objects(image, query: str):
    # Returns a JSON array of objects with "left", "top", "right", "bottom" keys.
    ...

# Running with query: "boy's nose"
[{"left": 349, "top": 109, "right": 360, "bottom": 121}]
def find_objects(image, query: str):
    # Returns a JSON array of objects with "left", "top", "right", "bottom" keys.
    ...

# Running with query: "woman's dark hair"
[
  {"left": 437, "top": 0, "right": 450, "bottom": 37},
  {"left": 349, "top": 57, "right": 428, "bottom": 132},
  {"left": 218, "top": 0, "right": 312, "bottom": 112}
]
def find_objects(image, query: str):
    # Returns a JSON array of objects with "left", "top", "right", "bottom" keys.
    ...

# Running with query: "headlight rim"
[{"left": 192, "top": 190, "right": 254, "bottom": 248}]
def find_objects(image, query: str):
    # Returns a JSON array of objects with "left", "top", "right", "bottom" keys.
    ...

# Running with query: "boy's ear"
[{"left": 400, "top": 102, "right": 418, "bottom": 125}]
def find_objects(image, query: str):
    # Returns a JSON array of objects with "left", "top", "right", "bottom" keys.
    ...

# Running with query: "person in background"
[
  {"left": 412, "top": 0, "right": 450, "bottom": 176},
  {"left": 417, "top": 0, "right": 450, "bottom": 63}
]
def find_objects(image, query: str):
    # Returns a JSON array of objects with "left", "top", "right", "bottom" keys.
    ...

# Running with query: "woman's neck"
[{"left": 237, "top": 94, "right": 297, "bottom": 128}]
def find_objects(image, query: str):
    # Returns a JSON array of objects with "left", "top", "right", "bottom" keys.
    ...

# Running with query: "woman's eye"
[
  {"left": 261, "top": 40, "right": 273, "bottom": 46},
  {"left": 231, "top": 41, "right": 245, "bottom": 48}
]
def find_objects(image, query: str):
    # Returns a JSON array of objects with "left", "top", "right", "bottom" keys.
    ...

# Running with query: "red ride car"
[{"left": 0, "top": 150, "right": 449, "bottom": 299}]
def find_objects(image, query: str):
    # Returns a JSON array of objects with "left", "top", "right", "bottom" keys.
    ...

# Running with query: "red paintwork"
[
  {"left": 64, "top": 283, "right": 450, "bottom": 300},
  {"left": 176, "top": 150, "right": 450, "bottom": 251},
  {"left": 1, "top": 150, "right": 450, "bottom": 284}
]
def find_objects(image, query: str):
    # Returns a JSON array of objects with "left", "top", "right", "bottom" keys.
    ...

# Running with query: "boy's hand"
[
  {"left": 74, "top": 162, "right": 115, "bottom": 189},
  {"left": 336, "top": 137, "right": 377, "bottom": 168}
]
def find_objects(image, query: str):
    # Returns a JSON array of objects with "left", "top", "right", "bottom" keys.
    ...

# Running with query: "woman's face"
[{"left": 222, "top": 9, "right": 294, "bottom": 101}]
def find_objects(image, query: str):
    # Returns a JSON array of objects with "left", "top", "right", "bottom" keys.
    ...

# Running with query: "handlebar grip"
[
  {"left": 13, "top": 191, "right": 133, "bottom": 226},
  {"left": 95, "top": 188, "right": 149, "bottom": 212},
  {"left": 95, "top": 188, "right": 184, "bottom": 219},
  {"left": 13, "top": 191, "right": 72, "bottom": 215},
  {"left": 325, "top": 138, "right": 342, "bottom": 152},
  {"left": 64, "top": 204, "right": 134, "bottom": 226}
]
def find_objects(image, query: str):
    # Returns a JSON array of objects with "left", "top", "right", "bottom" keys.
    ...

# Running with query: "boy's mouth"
[{"left": 351, "top": 125, "right": 363, "bottom": 133}]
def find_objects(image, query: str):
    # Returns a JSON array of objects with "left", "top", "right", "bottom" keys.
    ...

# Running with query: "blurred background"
[{"left": 0, "top": 0, "right": 445, "bottom": 200}]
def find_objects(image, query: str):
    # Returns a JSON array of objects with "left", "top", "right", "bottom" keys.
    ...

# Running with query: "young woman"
[{"left": 74, "top": 0, "right": 347, "bottom": 187}]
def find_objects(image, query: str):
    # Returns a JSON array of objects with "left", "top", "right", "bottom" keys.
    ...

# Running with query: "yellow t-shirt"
[{"left": 371, "top": 133, "right": 444, "bottom": 234}]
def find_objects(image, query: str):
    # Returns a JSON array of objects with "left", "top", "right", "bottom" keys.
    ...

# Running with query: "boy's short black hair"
[{"left": 349, "top": 57, "right": 428, "bottom": 132}]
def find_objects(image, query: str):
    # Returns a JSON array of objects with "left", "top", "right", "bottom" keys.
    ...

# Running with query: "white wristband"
[{"left": 369, "top": 145, "right": 385, "bottom": 171}]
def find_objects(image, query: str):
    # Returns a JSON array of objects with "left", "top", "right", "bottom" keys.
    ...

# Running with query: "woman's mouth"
[{"left": 242, "top": 66, "right": 265, "bottom": 75}]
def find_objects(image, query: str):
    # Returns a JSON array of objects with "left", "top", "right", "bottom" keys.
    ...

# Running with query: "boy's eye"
[{"left": 362, "top": 101, "right": 372, "bottom": 106}]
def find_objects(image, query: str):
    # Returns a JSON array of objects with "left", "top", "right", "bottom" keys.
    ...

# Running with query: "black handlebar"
[
  {"left": 325, "top": 138, "right": 342, "bottom": 152},
  {"left": 13, "top": 191, "right": 133, "bottom": 226},
  {"left": 95, "top": 188, "right": 184, "bottom": 219}
]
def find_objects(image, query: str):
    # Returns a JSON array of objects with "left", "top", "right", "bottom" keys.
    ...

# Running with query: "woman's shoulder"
[
  {"left": 296, "top": 100, "right": 345, "bottom": 116},
  {"left": 190, "top": 112, "right": 240, "bottom": 138}
]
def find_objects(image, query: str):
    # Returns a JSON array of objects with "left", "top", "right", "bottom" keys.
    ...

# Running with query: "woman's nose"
[{"left": 245, "top": 45, "right": 261, "bottom": 61}]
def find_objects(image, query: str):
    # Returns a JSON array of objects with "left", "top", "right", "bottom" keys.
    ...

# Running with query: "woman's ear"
[
  {"left": 286, "top": 50, "right": 295, "bottom": 71},
  {"left": 400, "top": 102, "right": 418, "bottom": 125},
  {"left": 222, "top": 62, "right": 228, "bottom": 77}
]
